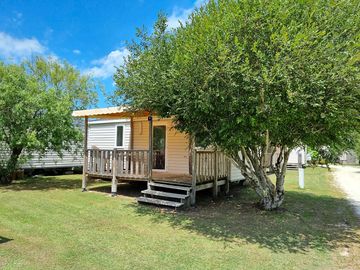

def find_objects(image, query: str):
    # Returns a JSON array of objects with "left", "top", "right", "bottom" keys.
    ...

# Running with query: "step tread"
[
  {"left": 137, "top": 197, "right": 184, "bottom": 208},
  {"left": 149, "top": 182, "right": 192, "bottom": 191},
  {"left": 142, "top": 189, "right": 188, "bottom": 199}
]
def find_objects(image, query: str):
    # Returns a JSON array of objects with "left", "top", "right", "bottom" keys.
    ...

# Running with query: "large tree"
[
  {"left": 114, "top": 0, "right": 360, "bottom": 209},
  {"left": 0, "top": 57, "right": 98, "bottom": 184}
]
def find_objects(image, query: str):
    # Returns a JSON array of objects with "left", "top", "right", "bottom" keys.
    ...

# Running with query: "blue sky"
[{"left": 0, "top": 0, "right": 204, "bottom": 107}]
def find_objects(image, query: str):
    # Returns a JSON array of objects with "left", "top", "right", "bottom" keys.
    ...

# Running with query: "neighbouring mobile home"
[{"left": 0, "top": 147, "right": 82, "bottom": 173}]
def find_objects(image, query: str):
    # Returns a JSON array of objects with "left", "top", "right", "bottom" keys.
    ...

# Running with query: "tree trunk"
[
  {"left": 231, "top": 146, "right": 290, "bottom": 210},
  {"left": 0, "top": 148, "right": 22, "bottom": 185},
  {"left": 249, "top": 171, "right": 286, "bottom": 210}
]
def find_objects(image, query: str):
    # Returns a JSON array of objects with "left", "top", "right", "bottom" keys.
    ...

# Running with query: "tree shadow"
[
  {"left": 0, "top": 176, "right": 83, "bottom": 191},
  {"left": 0, "top": 236, "right": 13, "bottom": 244},
  {"left": 89, "top": 182, "right": 146, "bottom": 198},
  {"left": 1, "top": 174, "right": 359, "bottom": 254},
  {"left": 127, "top": 185, "right": 360, "bottom": 254},
  {"left": 0, "top": 175, "right": 146, "bottom": 199}
]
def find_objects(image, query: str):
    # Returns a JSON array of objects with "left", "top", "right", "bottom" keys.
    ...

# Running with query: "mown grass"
[{"left": 0, "top": 168, "right": 359, "bottom": 270}]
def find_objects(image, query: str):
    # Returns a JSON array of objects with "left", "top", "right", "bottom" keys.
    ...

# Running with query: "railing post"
[
  {"left": 212, "top": 151, "right": 218, "bottom": 198},
  {"left": 190, "top": 143, "right": 197, "bottom": 205},
  {"left": 225, "top": 156, "right": 230, "bottom": 195},
  {"left": 111, "top": 149, "right": 118, "bottom": 196},
  {"left": 147, "top": 115, "right": 153, "bottom": 187},
  {"left": 82, "top": 116, "right": 88, "bottom": 192},
  {"left": 99, "top": 150, "right": 104, "bottom": 175}
]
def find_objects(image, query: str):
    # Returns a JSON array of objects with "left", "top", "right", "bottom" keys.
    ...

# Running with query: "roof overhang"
[{"left": 72, "top": 106, "right": 151, "bottom": 119}]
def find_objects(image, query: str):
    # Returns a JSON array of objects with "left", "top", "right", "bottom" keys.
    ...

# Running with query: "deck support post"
[
  {"left": 82, "top": 116, "right": 88, "bottom": 192},
  {"left": 225, "top": 157, "right": 230, "bottom": 195},
  {"left": 111, "top": 149, "right": 118, "bottom": 196},
  {"left": 147, "top": 115, "right": 153, "bottom": 188},
  {"left": 212, "top": 151, "right": 218, "bottom": 199},
  {"left": 190, "top": 139, "right": 197, "bottom": 205}
]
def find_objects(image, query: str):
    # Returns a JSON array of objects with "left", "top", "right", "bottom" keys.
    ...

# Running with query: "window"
[
  {"left": 116, "top": 126, "right": 124, "bottom": 147},
  {"left": 153, "top": 126, "right": 166, "bottom": 169}
]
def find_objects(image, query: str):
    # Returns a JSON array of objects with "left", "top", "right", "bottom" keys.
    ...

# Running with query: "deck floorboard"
[{"left": 88, "top": 171, "right": 193, "bottom": 185}]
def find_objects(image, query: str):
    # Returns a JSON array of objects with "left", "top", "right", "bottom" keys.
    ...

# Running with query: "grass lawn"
[{"left": 0, "top": 168, "right": 359, "bottom": 270}]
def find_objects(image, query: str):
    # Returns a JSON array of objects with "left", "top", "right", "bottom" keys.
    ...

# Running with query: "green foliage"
[
  {"left": 307, "top": 146, "right": 342, "bottom": 170},
  {"left": 0, "top": 57, "right": 98, "bottom": 184},
  {"left": 354, "top": 134, "right": 360, "bottom": 159},
  {"left": 25, "top": 56, "right": 99, "bottom": 110},
  {"left": 116, "top": 0, "right": 359, "bottom": 150},
  {"left": 115, "top": 0, "right": 360, "bottom": 208}
]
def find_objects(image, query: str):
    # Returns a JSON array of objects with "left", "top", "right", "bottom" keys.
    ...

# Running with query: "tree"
[
  {"left": 308, "top": 146, "right": 342, "bottom": 170},
  {"left": 353, "top": 134, "right": 360, "bottom": 161},
  {"left": 114, "top": 0, "right": 360, "bottom": 209},
  {"left": 0, "top": 57, "right": 98, "bottom": 184}
]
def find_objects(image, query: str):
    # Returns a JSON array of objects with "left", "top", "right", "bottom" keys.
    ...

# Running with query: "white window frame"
[{"left": 114, "top": 124, "right": 125, "bottom": 148}]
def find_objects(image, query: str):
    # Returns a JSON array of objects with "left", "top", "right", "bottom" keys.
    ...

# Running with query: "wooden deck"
[
  {"left": 85, "top": 149, "right": 230, "bottom": 184},
  {"left": 76, "top": 109, "right": 233, "bottom": 207},
  {"left": 84, "top": 148, "right": 231, "bottom": 205},
  {"left": 88, "top": 171, "right": 192, "bottom": 185},
  {"left": 152, "top": 172, "right": 192, "bottom": 185}
]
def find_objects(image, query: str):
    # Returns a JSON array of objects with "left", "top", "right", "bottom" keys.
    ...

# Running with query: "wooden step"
[
  {"left": 137, "top": 197, "right": 184, "bottom": 208},
  {"left": 149, "top": 182, "right": 192, "bottom": 192},
  {"left": 141, "top": 189, "right": 188, "bottom": 200}
]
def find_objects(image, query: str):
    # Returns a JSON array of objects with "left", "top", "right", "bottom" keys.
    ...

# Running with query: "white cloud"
[
  {"left": 11, "top": 11, "right": 23, "bottom": 26},
  {"left": 84, "top": 48, "right": 130, "bottom": 79},
  {"left": 72, "top": 49, "right": 81, "bottom": 55},
  {"left": 167, "top": 7, "right": 193, "bottom": 29},
  {"left": 167, "top": 0, "right": 207, "bottom": 29},
  {"left": 0, "top": 32, "right": 47, "bottom": 61}
]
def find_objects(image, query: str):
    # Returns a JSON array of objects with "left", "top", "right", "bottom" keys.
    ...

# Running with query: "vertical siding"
[
  {"left": 87, "top": 120, "right": 131, "bottom": 150},
  {"left": 166, "top": 122, "right": 191, "bottom": 174},
  {"left": 132, "top": 117, "right": 190, "bottom": 174},
  {"left": 132, "top": 117, "right": 149, "bottom": 150}
]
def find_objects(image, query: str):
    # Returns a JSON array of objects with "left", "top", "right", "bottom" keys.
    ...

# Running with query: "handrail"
[
  {"left": 192, "top": 149, "right": 231, "bottom": 184},
  {"left": 86, "top": 149, "right": 150, "bottom": 178}
]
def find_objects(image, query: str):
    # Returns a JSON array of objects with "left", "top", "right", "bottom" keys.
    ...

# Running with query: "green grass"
[{"left": 0, "top": 168, "right": 359, "bottom": 270}]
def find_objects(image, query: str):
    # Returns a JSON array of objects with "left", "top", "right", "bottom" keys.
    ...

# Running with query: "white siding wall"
[
  {"left": 288, "top": 148, "right": 306, "bottom": 165},
  {"left": 0, "top": 144, "right": 82, "bottom": 169},
  {"left": 339, "top": 150, "right": 359, "bottom": 164},
  {"left": 87, "top": 119, "right": 131, "bottom": 150},
  {"left": 230, "top": 162, "right": 245, "bottom": 181},
  {"left": 23, "top": 150, "right": 82, "bottom": 169}
]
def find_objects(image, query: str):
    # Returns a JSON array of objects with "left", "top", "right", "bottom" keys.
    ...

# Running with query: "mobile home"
[
  {"left": 73, "top": 107, "right": 244, "bottom": 207},
  {"left": 73, "top": 106, "right": 308, "bottom": 208},
  {"left": 0, "top": 147, "right": 82, "bottom": 173}
]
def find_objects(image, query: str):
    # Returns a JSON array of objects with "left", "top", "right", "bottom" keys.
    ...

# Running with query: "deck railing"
[
  {"left": 85, "top": 148, "right": 230, "bottom": 184},
  {"left": 194, "top": 150, "right": 231, "bottom": 184},
  {"left": 86, "top": 149, "right": 150, "bottom": 179}
]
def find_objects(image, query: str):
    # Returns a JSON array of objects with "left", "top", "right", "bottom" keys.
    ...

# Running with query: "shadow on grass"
[
  {"left": 0, "top": 176, "right": 83, "bottom": 191},
  {"left": 128, "top": 185, "right": 360, "bottom": 254},
  {"left": 0, "top": 236, "right": 13, "bottom": 244},
  {"left": 2, "top": 175, "right": 359, "bottom": 254},
  {"left": 0, "top": 175, "right": 146, "bottom": 198},
  {"left": 89, "top": 181, "right": 146, "bottom": 198}
]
